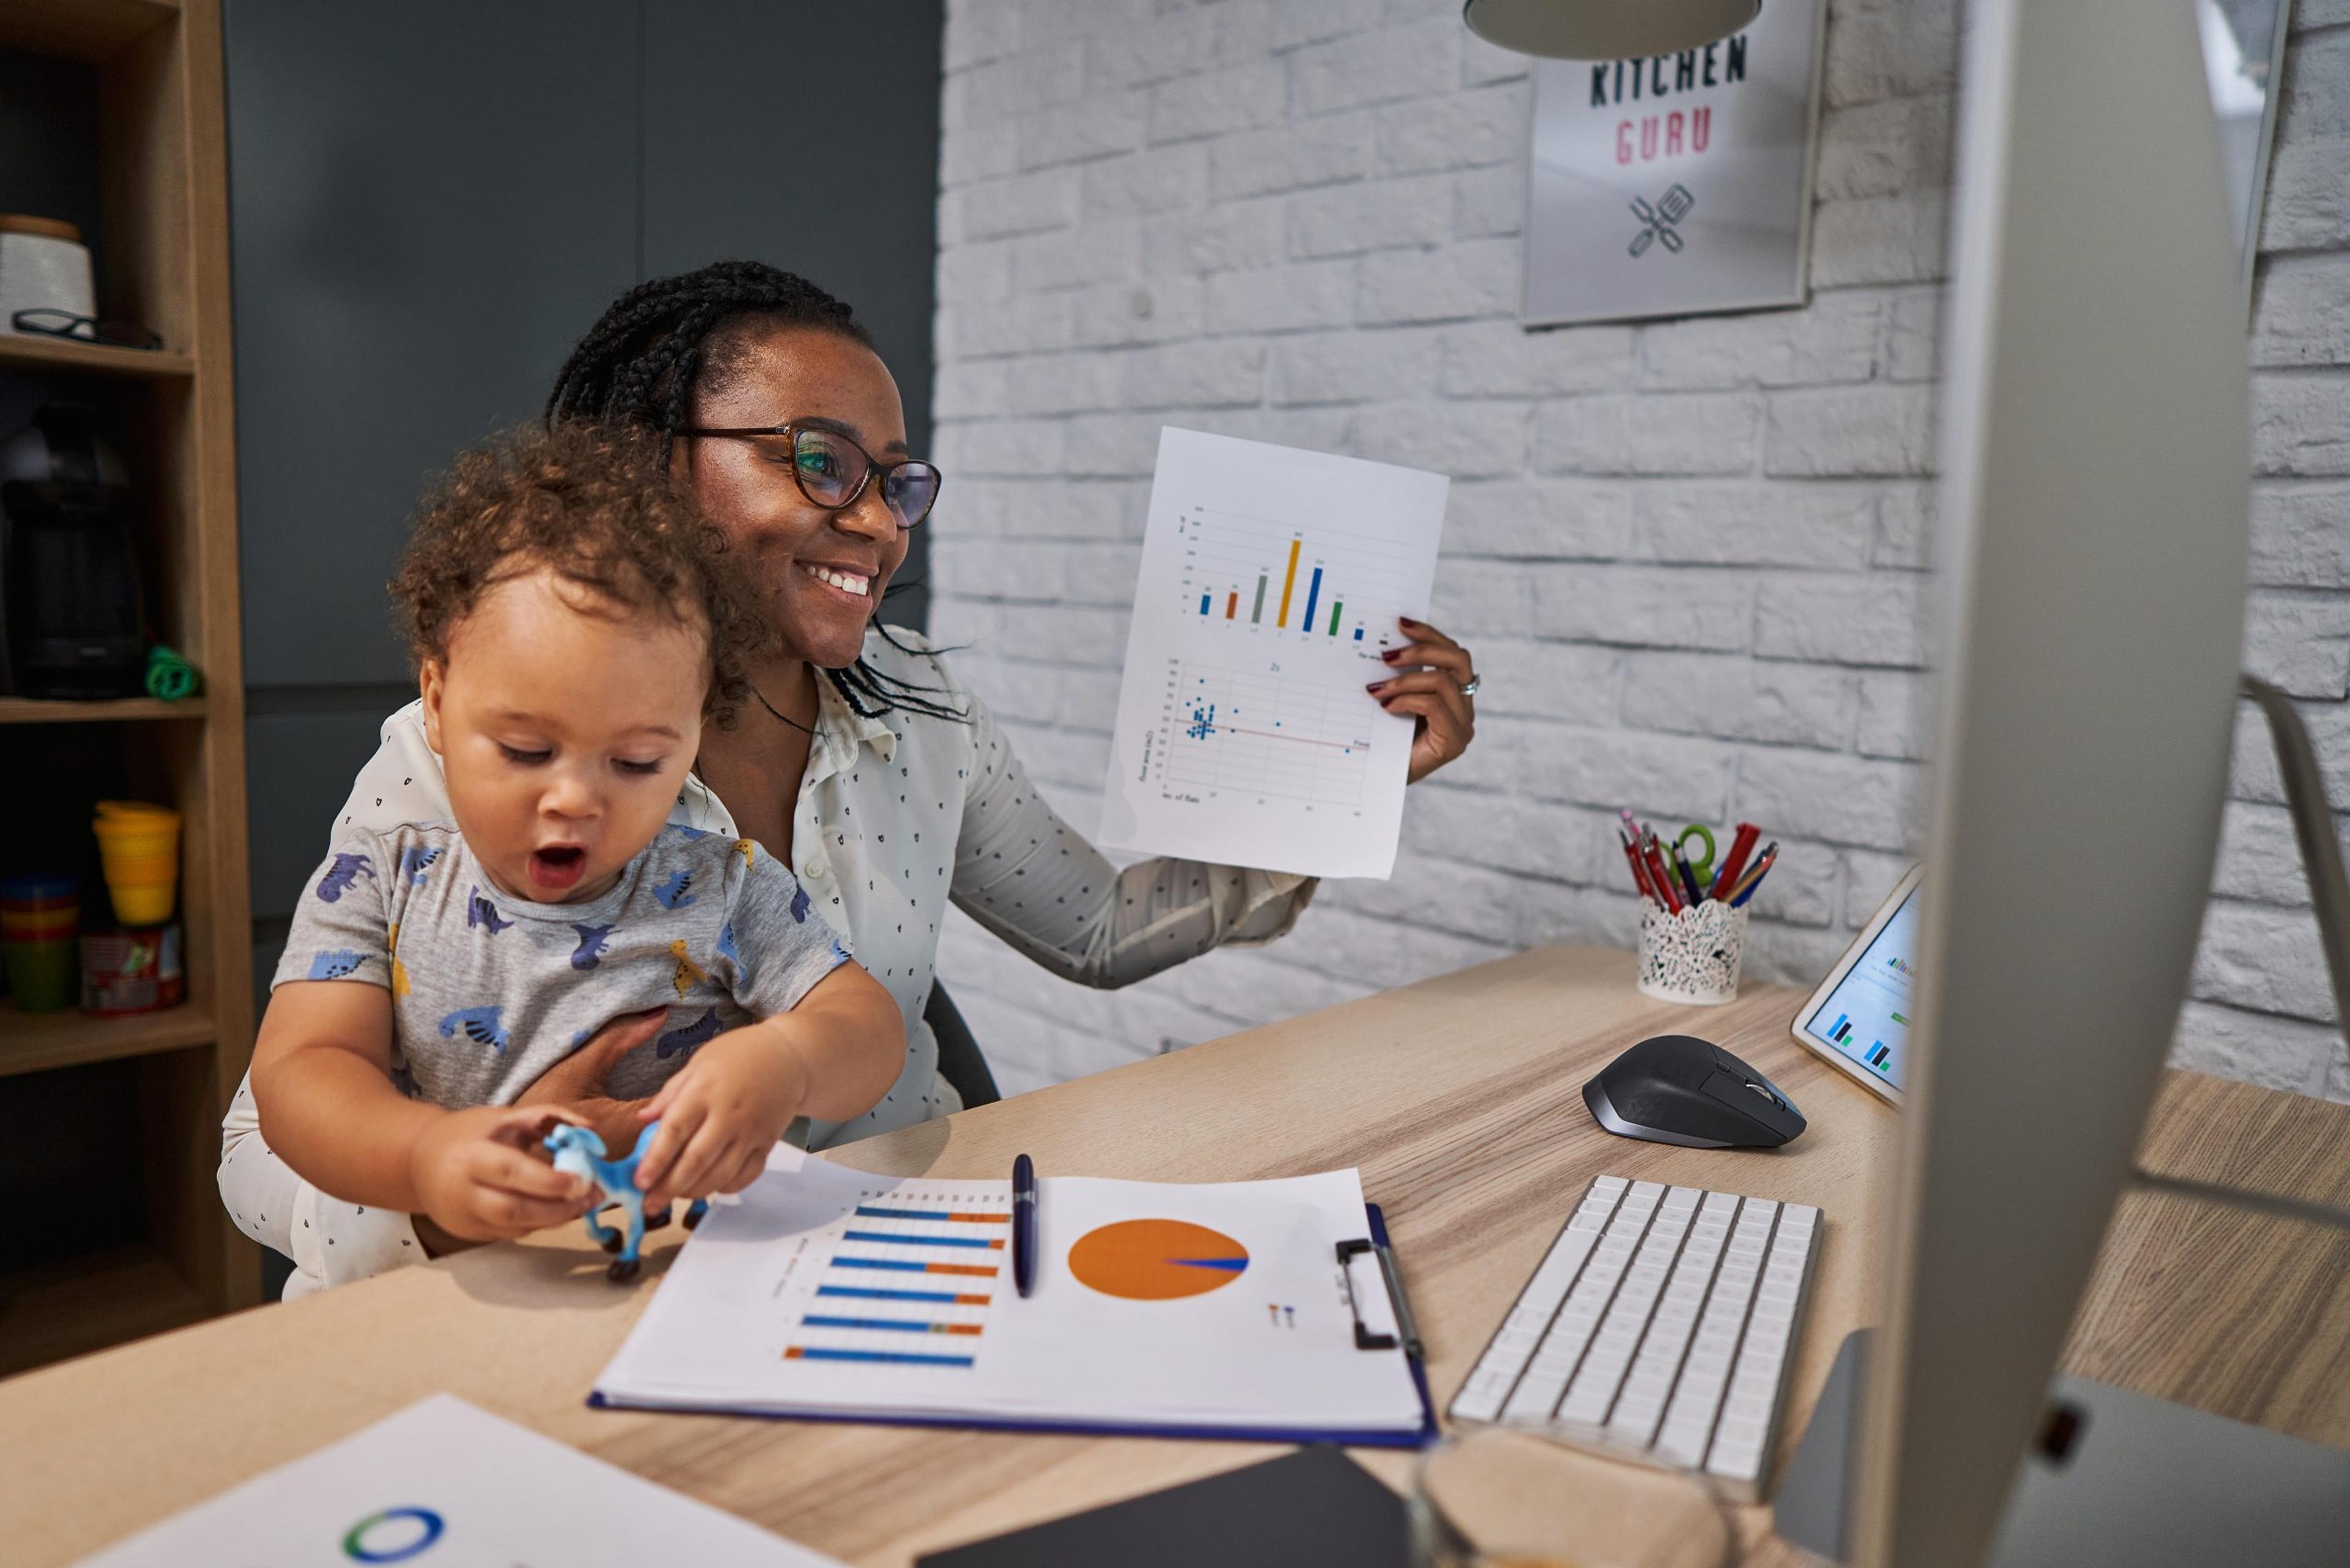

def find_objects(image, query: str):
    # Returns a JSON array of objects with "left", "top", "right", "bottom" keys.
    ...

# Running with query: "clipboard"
[{"left": 588, "top": 1165, "right": 1439, "bottom": 1450}]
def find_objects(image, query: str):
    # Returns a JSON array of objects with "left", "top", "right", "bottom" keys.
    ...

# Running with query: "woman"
[{"left": 220, "top": 261, "right": 1480, "bottom": 1293}]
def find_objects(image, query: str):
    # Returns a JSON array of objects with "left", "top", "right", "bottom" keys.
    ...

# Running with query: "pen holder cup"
[{"left": 1636, "top": 898, "right": 1748, "bottom": 1006}]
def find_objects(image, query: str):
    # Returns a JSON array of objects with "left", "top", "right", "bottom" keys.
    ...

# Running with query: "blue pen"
[
  {"left": 1725, "top": 845, "right": 1779, "bottom": 908},
  {"left": 1672, "top": 842, "right": 1706, "bottom": 905},
  {"left": 1012, "top": 1152, "right": 1037, "bottom": 1297}
]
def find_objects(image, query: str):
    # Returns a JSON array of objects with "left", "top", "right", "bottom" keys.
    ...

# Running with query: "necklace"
[{"left": 750, "top": 672, "right": 818, "bottom": 734}]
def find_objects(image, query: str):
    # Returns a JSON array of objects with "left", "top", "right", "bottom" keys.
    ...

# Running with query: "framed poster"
[{"left": 1521, "top": 0, "right": 1828, "bottom": 328}]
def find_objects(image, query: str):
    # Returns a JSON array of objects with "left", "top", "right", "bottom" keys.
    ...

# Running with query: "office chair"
[{"left": 925, "top": 980, "right": 1000, "bottom": 1108}]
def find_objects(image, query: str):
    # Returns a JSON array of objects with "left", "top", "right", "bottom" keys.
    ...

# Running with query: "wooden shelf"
[
  {"left": 0, "top": 0, "right": 262, "bottom": 1369},
  {"left": 0, "top": 0, "right": 178, "bottom": 63},
  {"left": 0, "top": 695, "right": 206, "bottom": 724},
  {"left": 0, "top": 1000, "right": 212, "bottom": 1079},
  {"left": 0, "top": 332, "right": 191, "bottom": 379},
  {"left": 0, "top": 1242, "right": 206, "bottom": 1378}
]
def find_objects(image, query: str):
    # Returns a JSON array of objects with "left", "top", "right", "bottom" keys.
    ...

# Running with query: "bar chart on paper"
[
  {"left": 1103, "top": 429, "right": 1449, "bottom": 879},
  {"left": 784, "top": 1189, "right": 1009, "bottom": 1370},
  {"left": 1175, "top": 510, "right": 1422, "bottom": 661}
]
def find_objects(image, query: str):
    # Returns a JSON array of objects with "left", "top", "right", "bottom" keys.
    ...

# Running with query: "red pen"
[
  {"left": 1641, "top": 831, "right": 1684, "bottom": 914},
  {"left": 1710, "top": 821, "right": 1761, "bottom": 898},
  {"left": 1620, "top": 829, "right": 1658, "bottom": 902}
]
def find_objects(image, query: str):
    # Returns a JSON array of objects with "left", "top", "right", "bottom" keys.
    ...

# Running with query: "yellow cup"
[
  {"left": 95, "top": 800, "right": 176, "bottom": 823},
  {"left": 108, "top": 884, "right": 175, "bottom": 924},
  {"left": 92, "top": 801, "right": 181, "bottom": 925}
]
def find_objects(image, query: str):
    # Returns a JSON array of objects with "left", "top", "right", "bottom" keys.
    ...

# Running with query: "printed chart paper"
[
  {"left": 1100, "top": 428, "right": 1450, "bottom": 879},
  {"left": 593, "top": 1151, "right": 1423, "bottom": 1439},
  {"left": 76, "top": 1394, "right": 840, "bottom": 1567}
]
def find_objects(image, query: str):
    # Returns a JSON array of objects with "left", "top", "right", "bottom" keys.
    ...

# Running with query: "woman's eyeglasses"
[
  {"left": 677, "top": 423, "right": 942, "bottom": 529},
  {"left": 10, "top": 308, "right": 163, "bottom": 351}
]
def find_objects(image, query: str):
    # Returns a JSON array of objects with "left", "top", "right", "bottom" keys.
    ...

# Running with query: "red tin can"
[{"left": 80, "top": 922, "right": 184, "bottom": 1016}]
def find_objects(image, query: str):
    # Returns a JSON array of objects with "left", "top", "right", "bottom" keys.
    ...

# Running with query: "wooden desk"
[{"left": 7, "top": 945, "right": 2349, "bottom": 1566}]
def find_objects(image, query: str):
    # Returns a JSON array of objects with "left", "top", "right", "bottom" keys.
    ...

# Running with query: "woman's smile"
[{"left": 798, "top": 561, "right": 873, "bottom": 599}]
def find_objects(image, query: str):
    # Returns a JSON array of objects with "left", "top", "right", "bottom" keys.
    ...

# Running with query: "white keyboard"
[{"left": 1447, "top": 1174, "right": 1822, "bottom": 1501}]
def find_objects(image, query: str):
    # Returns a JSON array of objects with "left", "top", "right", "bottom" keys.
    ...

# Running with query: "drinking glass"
[{"left": 1410, "top": 1427, "right": 1737, "bottom": 1568}]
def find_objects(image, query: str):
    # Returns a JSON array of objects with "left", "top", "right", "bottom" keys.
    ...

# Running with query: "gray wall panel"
[
  {"left": 225, "top": 2, "right": 944, "bottom": 999},
  {"left": 643, "top": 1, "right": 942, "bottom": 630},
  {"left": 244, "top": 709, "right": 403, "bottom": 920},
  {"left": 226, "top": 0, "right": 641, "bottom": 689}
]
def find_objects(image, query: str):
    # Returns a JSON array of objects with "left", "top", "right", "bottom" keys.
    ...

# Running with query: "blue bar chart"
[
  {"left": 1173, "top": 508, "right": 1420, "bottom": 660},
  {"left": 1803, "top": 895, "right": 1921, "bottom": 1091},
  {"left": 782, "top": 1198, "right": 1009, "bottom": 1371}
]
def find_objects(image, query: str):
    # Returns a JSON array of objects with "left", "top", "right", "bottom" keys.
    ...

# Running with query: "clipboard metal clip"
[{"left": 1337, "top": 1236, "right": 1425, "bottom": 1359}]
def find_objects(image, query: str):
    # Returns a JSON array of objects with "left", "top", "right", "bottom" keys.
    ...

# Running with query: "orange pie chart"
[{"left": 1067, "top": 1219, "right": 1250, "bottom": 1300}]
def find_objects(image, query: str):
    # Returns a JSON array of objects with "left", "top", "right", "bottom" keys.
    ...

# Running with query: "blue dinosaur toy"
[{"left": 543, "top": 1121, "right": 709, "bottom": 1282}]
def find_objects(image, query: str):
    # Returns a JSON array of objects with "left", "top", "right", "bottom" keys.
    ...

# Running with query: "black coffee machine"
[{"left": 0, "top": 402, "right": 146, "bottom": 699}]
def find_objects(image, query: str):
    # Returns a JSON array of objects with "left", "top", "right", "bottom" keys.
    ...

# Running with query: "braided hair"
[{"left": 546, "top": 259, "right": 964, "bottom": 724}]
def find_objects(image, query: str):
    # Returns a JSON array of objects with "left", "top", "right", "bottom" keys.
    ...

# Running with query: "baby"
[{"left": 247, "top": 420, "right": 900, "bottom": 1262}]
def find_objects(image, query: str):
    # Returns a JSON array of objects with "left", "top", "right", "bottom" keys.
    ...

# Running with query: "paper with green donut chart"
[
  {"left": 591, "top": 1147, "right": 1428, "bottom": 1441},
  {"left": 1099, "top": 427, "right": 1451, "bottom": 880}
]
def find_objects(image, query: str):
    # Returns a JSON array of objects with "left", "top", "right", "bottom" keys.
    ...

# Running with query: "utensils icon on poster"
[{"left": 1629, "top": 184, "right": 1696, "bottom": 256}]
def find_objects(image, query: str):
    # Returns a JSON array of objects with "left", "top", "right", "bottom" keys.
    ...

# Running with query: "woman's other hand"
[
  {"left": 514, "top": 1006, "right": 667, "bottom": 1156},
  {"left": 1369, "top": 617, "right": 1478, "bottom": 783}
]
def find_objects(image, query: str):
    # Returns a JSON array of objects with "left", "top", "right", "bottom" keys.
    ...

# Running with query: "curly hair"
[
  {"left": 390, "top": 420, "right": 766, "bottom": 730},
  {"left": 546, "top": 259, "right": 964, "bottom": 725}
]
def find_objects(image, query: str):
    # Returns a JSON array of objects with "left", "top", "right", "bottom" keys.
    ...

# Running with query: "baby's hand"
[
  {"left": 634, "top": 1025, "right": 810, "bottom": 1209},
  {"left": 408, "top": 1105, "right": 595, "bottom": 1242}
]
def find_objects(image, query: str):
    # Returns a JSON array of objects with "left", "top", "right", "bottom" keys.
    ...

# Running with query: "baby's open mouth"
[{"left": 529, "top": 845, "right": 587, "bottom": 892}]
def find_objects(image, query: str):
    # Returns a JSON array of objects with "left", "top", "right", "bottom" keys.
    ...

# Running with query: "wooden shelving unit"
[
  {"left": 0, "top": 999, "right": 217, "bottom": 1078},
  {"left": 0, "top": 1242, "right": 208, "bottom": 1378},
  {"left": 0, "top": 695, "right": 206, "bottom": 723},
  {"left": 0, "top": 332, "right": 193, "bottom": 379},
  {"left": 0, "top": 0, "right": 258, "bottom": 1368}
]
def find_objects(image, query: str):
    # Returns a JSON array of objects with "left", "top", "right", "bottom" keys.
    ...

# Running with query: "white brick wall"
[{"left": 930, "top": 0, "right": 2350, "bottom": 1105}]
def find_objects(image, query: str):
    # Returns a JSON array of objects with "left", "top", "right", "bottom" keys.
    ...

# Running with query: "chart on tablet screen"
[{"left": 1102, "top": 429, "right": 1449, "bottom": 880}]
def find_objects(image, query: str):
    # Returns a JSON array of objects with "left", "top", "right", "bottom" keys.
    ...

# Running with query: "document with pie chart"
[{"left": 592, "top": 1148, "right": 1428, "bottom": 1443}]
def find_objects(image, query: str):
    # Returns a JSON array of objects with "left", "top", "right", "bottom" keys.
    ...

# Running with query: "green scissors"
[{"left": 1675, "top": 824, "right": 1718, "bottom": 886}]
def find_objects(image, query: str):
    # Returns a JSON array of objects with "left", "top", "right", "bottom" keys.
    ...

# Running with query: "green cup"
[{"left": 1, "top": 875, "right": 81, "bottom": 1012}]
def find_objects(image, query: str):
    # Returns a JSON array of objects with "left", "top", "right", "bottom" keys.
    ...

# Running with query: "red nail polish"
[
  {"left": 1367, "top": 681, "right": 1387, "bottom": 692},
  {"left": 1381, "top": 648, "right": 1402, "bottom": 662},
  {"left": 1398, "top": 616, "right": 1420, "bottom": 627}
]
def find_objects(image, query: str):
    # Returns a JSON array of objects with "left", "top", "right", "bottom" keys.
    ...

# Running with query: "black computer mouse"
[{"left": 1583, "top": 1034, "right": 1807, "bottom": 1148}]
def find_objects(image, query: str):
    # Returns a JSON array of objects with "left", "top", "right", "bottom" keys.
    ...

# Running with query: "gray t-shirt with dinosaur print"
[{"left": 272, "top": 822, "right": 852, "bottom": 1122}]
